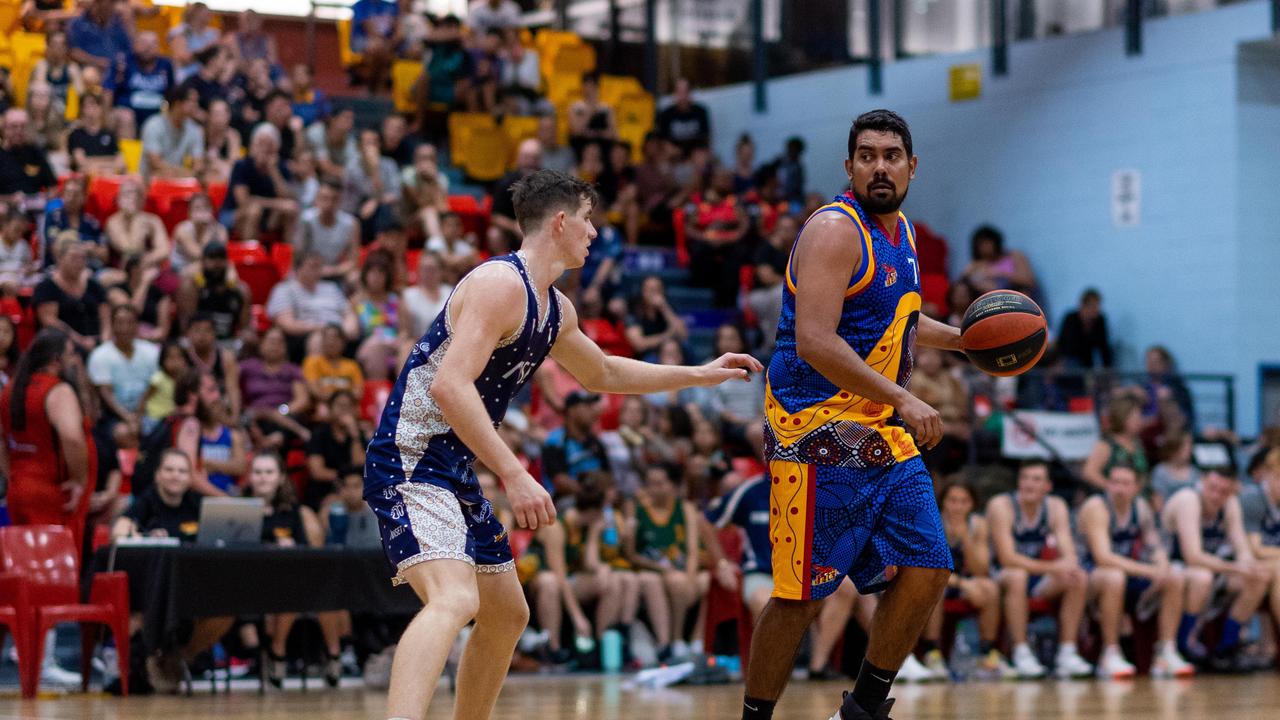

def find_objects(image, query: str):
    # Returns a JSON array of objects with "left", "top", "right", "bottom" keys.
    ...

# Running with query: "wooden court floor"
[{"left": 1, "top": 674, "right": 1279, "bottom": 720}]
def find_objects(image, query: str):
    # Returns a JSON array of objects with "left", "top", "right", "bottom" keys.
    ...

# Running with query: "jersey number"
[{"left": 906, "top": 257, "right": 919, "bottom": 286}]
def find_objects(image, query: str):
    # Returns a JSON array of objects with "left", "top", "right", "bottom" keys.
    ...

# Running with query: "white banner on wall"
[{"left": 1001, "top": 410, "right": 1100, "bottom": 461}]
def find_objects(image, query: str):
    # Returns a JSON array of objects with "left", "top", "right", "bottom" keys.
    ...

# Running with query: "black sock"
[
  {"left": 742, "top": 695, "right": 776, "bottom": 720},
  {"left": 918, "top": 639, "right": 938, "bottom": 655},
  {"left": 978, "top": 640, "right": 994, "bottom": 655},
  {"left": 845, "top": 659, "right": 897, "bottom": 718}
]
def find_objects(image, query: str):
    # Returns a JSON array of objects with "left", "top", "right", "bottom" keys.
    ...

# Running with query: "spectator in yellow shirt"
[{"left": 302, "top": 324, "right": 363, "bottom": 417}]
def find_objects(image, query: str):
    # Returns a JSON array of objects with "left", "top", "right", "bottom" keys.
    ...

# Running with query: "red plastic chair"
[
  {"left": 703, "top": 526, "right": 754, "bottom": 670},
  {"left": 206, "top": 182, "right": 228, "bottom": 212},
  {"left": 235, "top": 260, "right": 282, "bottom": 306},
  {"left": 0, "top": 526, "right": 131, "bottom": 698},
  {"left": 86, "top": 175, "right": 128, "bottom": 225},
  {"left": 270, "top": 242, "right": 294, "bottom": 279},
  {"left": 227, "top": 240, "right": 269, "bottom": 265},
  {"left": 0, "top": 573, "right": 35, "bottom": 698},
  {"left": 672, "top": 207, "right": 689, "bottom": 267}
]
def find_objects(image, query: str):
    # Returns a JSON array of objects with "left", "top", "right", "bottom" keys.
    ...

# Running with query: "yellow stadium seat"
[
  {"left": 337, "top": 18, "right": 363, "bottom": 69},
  {"left": 134, "top": 5, "right": 174, "bottom": 54},
  {"left": 549, "top": 43, "right": 596, "bottom": 78},
  {"left": 120, "top": 138, "right": 143, "bottom": 175},
  {"left": 448, "top": 112, "right": 497, "bottom": 168},
  {"left": 461, "top": 126, "right": 511, "bottom": 183},
  {"left": 391, "top": 60, "right": 423, "bottom": 114},
  {"left": 616, "top": 92, "right": 655, "bottom": 128},
  {"left": 599, "top": 75, "right": 645, "bottom": 108},
  {"left": 10, "top": 32, "right": 45, "bottom": 67},
  {"left": 501, "top": 115, "right": 540, "bottom": 161},
  {"left": 63, "top": 84, "right": 78, "bottom": 120},
  {"left": 545, "top": 72, "right": 582, "bottom": 107},
  {"left": 518, "top": 28, "right": 534, "bottom": 48},
  {"left": 534, "top": 30, "right": 580, "bottom": 55},
  {"left": 0, "top": 5, "right": 18, "bottom": 35}
]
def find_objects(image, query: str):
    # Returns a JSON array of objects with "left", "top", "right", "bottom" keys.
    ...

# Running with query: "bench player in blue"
[
  {"left": 363, "top": 169, "right": 762, "bottom": 720},
  {"left": 739, "top": 110, "right": 963, "bottom": 720}
]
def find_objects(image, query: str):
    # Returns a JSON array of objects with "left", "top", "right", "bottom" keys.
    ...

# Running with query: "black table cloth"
[{"left": 93, "top": 546, "right": 421, "bottom": 652}]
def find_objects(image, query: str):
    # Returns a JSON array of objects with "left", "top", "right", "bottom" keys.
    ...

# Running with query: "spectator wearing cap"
[
  {"left": 222, "top": 123, "right": 299, "bottom": 242},
  {"left": 266, "top": 253, "right": 359, "bottom": 361},
  {"left": 39, "top": 175, "right": 103, "bottom": 271},
  {"left": 489, "top": 138, "right": 541, "bottom": 250},
  {"left": 33, "top": 234, "right": 109, "bottom": 353},
  {"left": 0, "top": 109, "right": 56, "bottom": 200},
  {"left": 343, "top": 128, "right": 401, "bottom": 244},
  {"left": 289, "top": 64, "right": 332, "bottom": 129},
  {"left": 294, "top": 179, "right": 359, "bottom": 283},
  {"left": 113, "top": 31, "right": 175, "bottom": 132},
  {"left": 67, "top": 92, "right": 124, "bottom": 176},
  {"left": 468, "top": 0, "right": 522, "bottom": 35},
  {"left": 541, "top": 391, "right": 611, "bottom": 502},
  {"left": 67, "top": 0, "right": 131, "bottom": 73},
  {"left": 350, "top": 0, "right": 398, "bottom": 95},
  {"left": 140, "top": 86, "right": 205, "bottom": 180},
  {"left": 176, "top": 240, "right": 250, "bottom": 343},
  {"left": 655, "top": 78, "right": 710, "bottom": 156},
  {"left": 88, "top": 304, "right": 159, "bottom": 432},
  {"left": 305, "top": 107, "right": 358, "bottom": 180}
]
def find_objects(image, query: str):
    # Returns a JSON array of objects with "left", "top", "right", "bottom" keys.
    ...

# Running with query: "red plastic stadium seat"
[
  {"left": 235, "top": 259, "right": 281, "bottom": 306},
  {"left": 86, "top": 175, "right": 128, "bottom": 225},
  {"left": 206, "top": 182, "right": 228, "bottom": 212},
  {"left": 703, "top": 526, "right": 753, "bottom": 667},
  {"left": 0, "top": 526, "right": 131, "bottom": 698}
]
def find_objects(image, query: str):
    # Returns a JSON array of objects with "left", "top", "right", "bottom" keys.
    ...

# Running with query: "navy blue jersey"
[
  {"left": 1168, "top": 489, "right": 1229, "bottom": 562},
  {"left": 1106, "top": 496, "right": 1143, "bottom": 559},
  {"left": 363, "top": 253, "right": 562, "bottom": 496},
  {"left": 1010, "top": 493, "right": 1051, "bottom": 560},
  {"left": 705, "top": 475, "right": 771, "bottom": 574}
]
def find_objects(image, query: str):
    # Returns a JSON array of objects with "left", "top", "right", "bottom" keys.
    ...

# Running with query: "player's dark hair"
[
  {"left": 970, "top": 224, "right": 1004, "bottom": 260},
  {"left": 7, "top": 329, "right": 71, "bottom": 432},
  {"left": 849, "top": 109, "right": 912, "bottom": 159},
  {"left": 1018, "top": 458, "right": 1051, "bottom": 475},
  {"left": 938, "top": 478, "right": 979, "bottom": 508},
  {"left": 511, "top": 169, "right": 598, "bottom": 235},
  {"left": 110, "top": 303, "right": 139, "bottom": 322},
  {"left": 1080, "top": 287, "right": 1101, "bottom": 304}
]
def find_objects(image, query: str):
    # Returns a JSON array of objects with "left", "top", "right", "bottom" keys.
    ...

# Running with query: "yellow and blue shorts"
[{"left": 768, "top": 456, "right": 951, "bottom": 600}]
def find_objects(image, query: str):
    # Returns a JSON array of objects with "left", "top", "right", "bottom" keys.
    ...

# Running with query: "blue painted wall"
[{"left": 696, "top": 1, "right": 1278, "bottom": 434}]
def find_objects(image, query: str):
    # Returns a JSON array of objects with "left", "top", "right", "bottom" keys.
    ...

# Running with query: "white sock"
[
  {"left": 1058, "top": 643, "right": 1078, "bottom": 657},
  {"left": 1014, "top": 642, "right": 1033, "bottom": 656}
]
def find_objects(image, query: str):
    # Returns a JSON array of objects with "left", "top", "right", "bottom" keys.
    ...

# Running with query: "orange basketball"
[{"left": 960, "top": 290, "right": 1048, "bottom": 377}]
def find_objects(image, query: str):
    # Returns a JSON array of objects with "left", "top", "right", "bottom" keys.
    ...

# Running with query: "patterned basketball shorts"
[
  {"left": 366, "top": 480, "right": 514, "bottom": 586},
  {"left": 767, "top": 456, "right": 951, "bottom": 600}
]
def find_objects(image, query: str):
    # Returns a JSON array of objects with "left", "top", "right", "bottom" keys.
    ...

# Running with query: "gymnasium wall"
[{"left": 696, "top": 0, "right": 1278, "bottom": 434}]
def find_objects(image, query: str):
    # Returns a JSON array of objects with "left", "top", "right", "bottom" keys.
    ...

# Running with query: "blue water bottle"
[
  {"left": 328, "top": 504, "right": 349, "bottom": 545},
  {"left": 601, "top": 629, "right": 623, "bottom": 673}
]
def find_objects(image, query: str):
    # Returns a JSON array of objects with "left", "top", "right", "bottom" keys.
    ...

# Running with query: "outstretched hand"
[{"left": 696, "top": 353, "right": 764, "bottom": 387}]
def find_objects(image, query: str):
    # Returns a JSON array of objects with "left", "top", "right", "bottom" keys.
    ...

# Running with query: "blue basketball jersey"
[
  {"left": 363, "top": 253, "right": 563, "bottom": 496},
  {"left": 765, "top": 192, "right": 922, "bottom": 470}
]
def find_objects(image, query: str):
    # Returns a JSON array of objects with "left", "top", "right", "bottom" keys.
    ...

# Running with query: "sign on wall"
[
  {"left": 1001, "top": 410, "right": 1100, "bottom": 461},
  {"left": 1111, "top": 169, "right": 1141, "bottom": 227},
  {"left": 949, "top": 64, "right": 982, "bottom": 102}
]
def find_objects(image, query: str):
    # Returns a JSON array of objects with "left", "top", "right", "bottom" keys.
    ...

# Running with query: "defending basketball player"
[
  {"left": 362, "top": 169, "right": 761, "bottom": 720},
  {"left": 741, "top": 110, "right": 961, "bottom": 720}
]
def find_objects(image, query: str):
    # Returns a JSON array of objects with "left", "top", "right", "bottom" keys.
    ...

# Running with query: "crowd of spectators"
[{"left": 0, "top": 0, "right": 1275, "bottom": 700}]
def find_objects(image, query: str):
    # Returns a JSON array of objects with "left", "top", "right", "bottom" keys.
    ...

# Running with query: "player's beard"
[{"left": 853, "top": 181, "right": 909, "bottom": 215}]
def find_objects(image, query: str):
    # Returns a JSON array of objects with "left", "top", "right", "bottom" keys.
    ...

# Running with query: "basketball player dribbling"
[
  {"left": 742, "top": 110, "right": 962, "bottom": 720},
  {"left": 362, "top": 169, "right": 762, "bottom": 720}
]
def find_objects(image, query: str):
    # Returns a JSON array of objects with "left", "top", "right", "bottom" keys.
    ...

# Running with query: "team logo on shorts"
[
  {"left": 493, "top": 530, "right": 508, "bottom": 543},
  {"left": 812, "top": 564, "right": 840, "bottom": 586},
  {"left": 880, "top": 263, "right": 898, "bottom": 287}
]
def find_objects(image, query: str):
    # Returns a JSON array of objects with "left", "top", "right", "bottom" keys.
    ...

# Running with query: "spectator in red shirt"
[{"left": 686, "top": 168, "right": 748, "bottom": 307}]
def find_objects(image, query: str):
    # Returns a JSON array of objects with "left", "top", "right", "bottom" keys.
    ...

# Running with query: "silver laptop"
[
  {"left": 196, "top": 497, "right": 265, "bottom": 547},
  {"left": 344, "top": 507, "right": 383, "bottom": 549}
]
